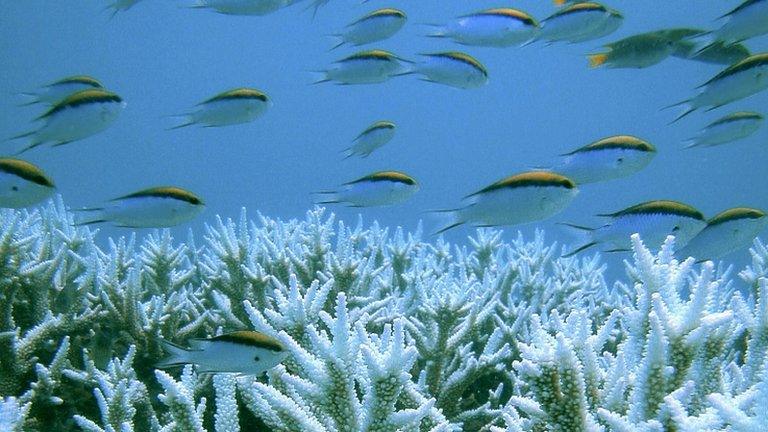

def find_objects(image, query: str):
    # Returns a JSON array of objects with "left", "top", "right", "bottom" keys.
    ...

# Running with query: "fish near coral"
[
  {"left": 677, "top": 207, "right": 767, "bottom": 261},
  {"left": 0, "top": 158, "right": 55, "bottom": 208},
  {"left": 314, "top": 170, "right": 419, "bottom": 207},
  {"left": 548, "top": 135, "right": 656, "bottom": 184},
  {"left": 158, "top": 331, "right": 288, "bottom": 375},
  {"left": 76, "top": 186, "right": 205, "bottom": 228}
]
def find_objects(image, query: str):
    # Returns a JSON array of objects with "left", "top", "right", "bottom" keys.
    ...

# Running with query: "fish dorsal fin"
[
  {"left": 210, "top": 331, "right": 284, "bottom": 352},
  {"left": 465, "top": 171, "right": 575, "bottom": 199},
  {"left": 0, "top": 158, "right": 55, "bottom": 187},
  {"left": 708, "top": 207, "right": 766, "bottom": 226},
  {"left": 114, "top": 186, "right": 203, "bottom": 205},
  {"left": 346, "top": 170, "right": 416, "bottom": 186},
  {"left": 202, "top": 88, "right": 268, "bottom": 104},
  {"left": 37, "top": 89, "right": 122, "bottom": 120},
  {"left": 561, "top": 135, "right": 655, "bottom": 156},
  {"left": 600, "top": 200, "right": 704, "bottom": 220}
]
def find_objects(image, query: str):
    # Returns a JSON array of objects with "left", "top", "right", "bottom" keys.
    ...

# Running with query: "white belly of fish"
[
  {"left": 201, "top": 0, "right": 287, "bottom": 15},
  {"left": 450, "top": 16, "right": 536, "bottom": 47},
  {"left": 540, "top": 12, "right": 605, "bottom": 43},
  {"left": 102, "top": 196, "right": 203, "bottom": 228},
  {"left": 417, "top": 58, "right": 487, "bottom": 89},
  {"left": 327, "top": 60, "right": 400, "bottom": 84},
  {"left": 36, "top": 101, "right": 124, "bottom": 145},
  {"left": 344, "top": 17, "right": 405, "bottom": 45},
  {"left": 691, "top": 118, "right": 762, "bottom": 147},
  {"left": 0, "top": 173, "right": 53, "bottom": 208},
  {"left": 678, "top": 218, "right": 767, "bottom": 261},
  {"left": 462, "top": 186, "right": 577, "bottom": 227},
  {"left": 695, "top": 66, "right": 768, "bottom": 108},
  {"left": 191, "top": 99, "right": 269, "bottom": 127},
  {"left": 338, "top": 181, "right": 416, "bottom": 207},
  {"left": 716, "top": 2, "right": 768, "bottom": 44},
  {"left": 557, "top": 149, "right": 654, "bottom": 184},
  {"left": 595, "top": 214, "right": 705, "bottom": 251}
]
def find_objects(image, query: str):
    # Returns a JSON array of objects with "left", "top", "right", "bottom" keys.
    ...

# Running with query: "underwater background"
[{"left": 2, "top": 1, "right": 768, "bottom": 431}]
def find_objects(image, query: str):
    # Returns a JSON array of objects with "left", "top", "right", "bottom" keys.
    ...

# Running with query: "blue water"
[{"left": 1, "top": 1, "right": 767, "bottom": 271}]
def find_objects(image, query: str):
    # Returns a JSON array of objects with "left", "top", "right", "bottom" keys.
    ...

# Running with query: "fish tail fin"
[
  {"left": 187, "top": 0, "right": 208, "bottom": 9},
  {"left": 558, "top": 222, "right": 597, "bottom": 257},
  {"left": 429, "top": 209, "right": 464, "bottom": 235},
  {"left": 327, "top": 35, "right": 345, "bottom": 51},
  {"left": 7, "top": 130, "right": 36, "bottom": 142},
  {"left": 16, "top": 92, "right": 40, "bottom": 106},
  {"left": 686, "top": 31, "right": 717, "bottom": 56},
  {"left": 682, "top": 138, "right": 700, "bottom": 149},
  {"left": 420, "top": 23, "right": 446, "bottom": 38},
  {"left": 587, "top": 53, "right": 608, "bottom": 68},
  {"left": 341, "top": 148, "right": 355, "bottom": 160},
  {"left": 662, "top": 98, "right": 696, "bottom": 123},
  {"left": 13, "top": 136, "right": 43, "bottom": 155},
  {"left": 156, "top": 339, "right": 190, "bottom": 368},
  {"left": 72, "top": 207, "right": 107, "bottom": 226},
  {"left": 167, "top": 121, "right": 195, "bottom": 130},
  {"left": 553, "top": 0, "right": 567, "bottom": 5},
  {"left": 312, "top": 191, "right": 340, "bottom": 204}
]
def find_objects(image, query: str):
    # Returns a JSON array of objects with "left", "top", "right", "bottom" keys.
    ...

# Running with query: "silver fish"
[
  {"left": 0, "top": 158, "right": 55, "bottom": 208},
  {"left": 314, "top": 171, "right": 418, "bottom": 207},
  {"left": 343, "top": 120, "right": 396, "bottom": 159},
  {"left": 427, "top": 8, "right": 539, "bottom": 47},
  {"left": 677, "top": 207, "right": 767, "bottom": 261},
  {"left": 19, "top": 75, "right": 104, "bottom": 107},
  {"left": 669, "top": 53, "right": 768, "bottom": 122},
  {"left": 170, "top": 88, "right": 271, "bottom": 129},
  {"left": 657, "top": 28, "right": 750, "bottom": 65},
  {"left": 434, "top": 171, "right": 578, "bottom": 234},
  {"left": 9, "top": 89, "right": 125, "bottom": 153},
  {"left": 538, "top": 2, "right": 622, "bottom": 45},
  {"left": 331, "top": 8, "right": 406, "bottom": 50},
  {"left": 315, "top": 50, "right": 410, "bottom": 85},
  {"left": 188, "top": 0, "right": 288, "bottom": 15},
  {"left": 158, "top": 330, "right": 288, "bottom": 375},
  {"left": 685, "top": 111, "right": 763, "bottom": 148},
  {"left": 550, "top": 135, "right": 656, "bottom": 184},
  {"left": 407, "top": 52, "right": 488, "bottom": 89},
  {"left": 563, "top": 200, "right": 706, "bottom": 256},
  {"left": 696, "top": 0, "right": 768, "bottom": 50},
  {"left": 76, "top": 186, "right": 205, "bottom": 228}
]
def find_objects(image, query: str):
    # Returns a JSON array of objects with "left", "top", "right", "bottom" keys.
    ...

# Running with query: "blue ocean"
[{"left": 1, "top": 1, "right": 767, "bottom": 431}]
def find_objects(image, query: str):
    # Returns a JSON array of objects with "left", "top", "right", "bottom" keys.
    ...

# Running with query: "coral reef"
[{"left": 0, "top": 197, "right": 766, "bottom": 431}]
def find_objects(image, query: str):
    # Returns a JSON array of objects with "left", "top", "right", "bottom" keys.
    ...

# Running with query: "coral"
[{"left": 0, "top": 197, "right": 766, "bottom": 431}]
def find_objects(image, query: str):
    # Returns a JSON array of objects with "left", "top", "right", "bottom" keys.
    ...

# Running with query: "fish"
[
  {"left": 76, "top": 186, "right": 205, "bottom": 228},
  {"left": 537, "top": 2, "right": 622, "bottom": 45},
  {"left": 684, "top": 111, "right": 763, "bottom": 148},
  {"left": 158, "top": 330, "right": 288, "bottom": 375},
  {"left": 314, "top": 170, "right": 418, "bottom": 207},
  {"left": 667, "top": 53, "right": 768, "bottom": 122},
  {"left": 676, "top": 207, "right": 768, "bottom": 261},
  {"left": 434, "top": 171, "right": 578, "bottom": 234},
  {"left": 187, "top": 0, "right": 288, "bottom": 15},
  {"left": 170, "top": 88, "right": 271, "bottom": 129},
  {"left": 0, "top": 158, "right": 56, "bottom": 208},
  {"left": 105, "top": 0, "right": 144, "bottom": 17},
  {"left": 655, "top": 28, "right": 750, "bottom": 65},
  {"left": 314, "top": 50, "right": 410, "bottom": 85},
  {"left": 405, "top": 52, "right": 488, "bottom": 89},
  {"left": 18, "top": 75, "right": 104, "bottom": 107},
  {"left": 426, "top": 8, "right": 539, "bottom": 47},
  {"left": 8, "top": 89, "right": 125, "bottom": 153},
  {"left": 588, "top": 32, "right": 677, "bottom": 69},
  {"left": 692, "top": 0, "right": 768, "bottom": 53},
  {"left": 331, "top": 8, "right": 406, "bottom": 50},
  {"left": 343, "top": 120, "right": 396, "bottom": 159},
  {"left": 563, "top": 200, "right": 707, "bottom": 256},
  {"left": 549, "top": 135, "right": 656, "bottom": 184}
]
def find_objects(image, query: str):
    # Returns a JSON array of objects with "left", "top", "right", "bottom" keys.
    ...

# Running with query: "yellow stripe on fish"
[
  {"left": 206, "top": 331, "right": 285, "bottom": 352},
  {"left": 115, "top": 186, "right": 204, "bottom": 205},
  {"left": 424, "top": 52, "right": 488, "bottom": 76},
  {"left": 38, "top": 89, "right": 123, "bottom": 120},
  {"left": 361, "top": 120, "right": 395, "bottom": 134},
  {"left": 347, "top": 170, "right": 417, "bottom": 185},
  {"left": 475, "top": 8, "right": 538, "bottom": 26},
  {"left": 709, "top": 111, "right": 763, "bottom": 126},
  {"left": 708, "top": 207, "right": 766, "bottom": 226},
  {"left": 0, "top": 158, "right": 55, "bottom": 188},
  {"left": 549, "top": 2, "right": 607, "bottom": 17},
  {"left": 203, "top": 88, "right": 269, "bottom": 104},
  {"left": 563, "top": 135, "right": 656, "bottom": 155},
  {"left": 354, "top": 8, "right": 406, "bottom": 23},
  {"left": 600, "top": 200, "right": 704, "bottom": 220},
  {"left": 49, "top": 75, "right": 104, "bottom": 88},
  {"left": 344, "top": 49, "right": 400, "bottom": 62},
  {"left": 702, "top": 52, "right": 768, "bottom": 86},
  {"left": 468, "top": 171, "right": 575, "bottom": 197}
]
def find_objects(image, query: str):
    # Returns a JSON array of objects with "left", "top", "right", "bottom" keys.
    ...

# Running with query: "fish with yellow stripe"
[
  {"left": 537, "top": 2, "right": 622, "bottom": 45},
  {"left": 330, "top": 8, "right": 406, "bottom": 50},
  {"left": 18, "top": 75, "right": 105, "bottom": 107},
  {"left": 546, "top": 135, "right": 656, "bottom": 184},
  {"left": 684, "top": 111, "right": 763, "bottom": 148},
  {"left": 343, "top": 120, "right": 396, "bottom": 159},
  {"left": 76, "top": 186, "right": 205, "bottom": 228},
  {"left": 314, "top": 170, "right": 419, "bottom": 207},
  {"left": 0, "top": 158, "right": 56, "bottom": 208},
  {"left": 403, "top": 52, "right": 488, "bottom": 89},
  {"left": 433, "top": 171, "right": 578, "bottom": 234},
  {"left": 688, "top": 0, "right": 768, "bottom": 55},
  {"left": 8, "top": 88, "right": 125, "bottom": 153},
  {"left": 169, "top": 87, "right": 271, "bottom": 129},
  {"left": 158, "top": 330, "right": 288, "bottom": 375},
  {"left": 426, "top": 8, "right": 539, "bottom": 47},
  {"left": 562, "top": 200, "right": 707, "bottom": 256},
  {"left": 667, "top": 53, "right": 768, "bottom": 122},
  {"left": 677, "top": 207, "right": 767, "bottom": 261},
  {"left": 314, "top": 50, "right": 410, "bottom": 85},
  {"left": 588, "top": 32, "right": 677, "bottom": 69}
]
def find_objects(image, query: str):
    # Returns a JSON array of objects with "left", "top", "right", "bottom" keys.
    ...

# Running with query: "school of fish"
[{"left": 4, "top": 0, "right": 768, "bottom": 279}]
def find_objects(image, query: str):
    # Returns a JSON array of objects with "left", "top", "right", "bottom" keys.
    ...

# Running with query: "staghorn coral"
[{"left": 0, "top": 197, "right": 765, "bottom": 431}]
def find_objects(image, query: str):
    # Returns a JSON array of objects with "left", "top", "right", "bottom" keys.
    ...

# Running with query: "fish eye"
[
  {"left": 254, "top": 356, "right": 260, "bottom": 362},
  {"left": 617, "top": 158, "right": 624, "bottom": 164},
  {"left": 11, "top": 186, "right": 18, "bottom": 192},
  {"left": 672, "top": 225, "right": 680, "bottom": 232}
]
